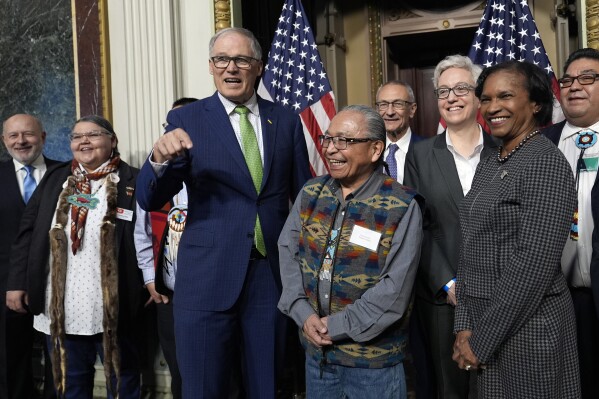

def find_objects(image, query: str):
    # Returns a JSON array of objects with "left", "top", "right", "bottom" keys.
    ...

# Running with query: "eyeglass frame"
[
  {"left": 375, "top": 100, "right": 415, "bottom": 112},
  {"left": 434, "top": 84, "right": 475, "bottom": 99},
  {"left": 558, "top": 73, "right": 599, "bottom": 88},
  {"left": 210, "top": 56, "right": 260, "bottom": 70},
  {"left": 319, "top": 135, "right": 376, "bottom": 150},
  {"left": 69, "top": 130, "right": 113, "bottom": 142}
]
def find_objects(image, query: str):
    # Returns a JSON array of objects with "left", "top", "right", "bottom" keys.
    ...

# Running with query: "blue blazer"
[
  {"left": 543, "top": 121, "right": 599, "bottom": 318},
  {"left": 136, "top": 92, "right": 312, "bottom": 311}
]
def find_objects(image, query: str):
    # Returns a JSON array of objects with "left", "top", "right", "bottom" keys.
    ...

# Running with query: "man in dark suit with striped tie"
[{"left": 0, "top": 114, "right": 59, "bottom": 399}]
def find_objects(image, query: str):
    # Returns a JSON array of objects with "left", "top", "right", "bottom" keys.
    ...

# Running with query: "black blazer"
[
  {"left": 7, "top": 161, "right": 147, "bottom": 326},
  {"left": 404, "top": 131, "right": 498, "bottom": 304},
  {"left": 0, "top": 157, "right": 60, "bottom": 289},
  {"left": 543, "top": 121, "right": 599, "bottom": 318}
]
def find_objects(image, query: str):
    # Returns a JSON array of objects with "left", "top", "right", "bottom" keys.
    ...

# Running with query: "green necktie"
[{"left": 234, "top": 105, "right": 266, "bottom": 256}]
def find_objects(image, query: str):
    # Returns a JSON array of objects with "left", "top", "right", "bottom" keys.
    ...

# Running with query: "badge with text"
[
  {"left": 116, "top": 207, "right": 134, "bottom": 222},
  {"left": 349, "top": 225, "right": 381, "bottom": 252}
]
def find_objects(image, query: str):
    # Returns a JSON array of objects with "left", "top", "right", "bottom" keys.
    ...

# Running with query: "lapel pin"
[
  {"left": 500, "top": 170, "right": 508, "bottom": 180},
  {"left": 126, "top": 186, "right": 135, "bottom": 196},
  {"left": 267, "top": 119, "right": 273, "bottom": 124}
]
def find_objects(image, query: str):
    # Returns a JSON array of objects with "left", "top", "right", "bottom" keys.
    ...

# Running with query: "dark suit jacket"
[
  {"left": 543, "top": 121, "right": 599, "bottom": 317},
  {"left": 136, "top": 92, "right": 312, "bottom": 312},
  {"left": 0, "top": 156, "right": 60, "bottom": 288},
  {"left": 404, "top": 131, "right": 498, "bottom": 304},
  {"left": 0, "top": 156, "right": 59, "bottom": 397},
  {"left": 6, "top": 161, "right": 146, "bottom": 328},
  {"left": 409, "top": 131, "right": 424, "bottom": 147}
]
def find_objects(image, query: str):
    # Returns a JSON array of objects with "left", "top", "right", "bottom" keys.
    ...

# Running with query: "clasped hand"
[
  {"left": 303, "top": 314, "right": 333, "bottom": 347},
  {"left": 452, "top": 330, "right": 481, "bottom": 370}
]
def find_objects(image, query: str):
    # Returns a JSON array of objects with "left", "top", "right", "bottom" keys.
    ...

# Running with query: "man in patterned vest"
[{"left": 278, "top": 105, "right": 423, "bottom": 398}]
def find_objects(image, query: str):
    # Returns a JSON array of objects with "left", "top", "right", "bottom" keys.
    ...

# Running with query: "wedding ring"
[{"left": 465, "top": 364, "right": 472, "bottom": 371}]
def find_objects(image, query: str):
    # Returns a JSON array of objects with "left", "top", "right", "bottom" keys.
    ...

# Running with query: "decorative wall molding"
[
  {"left": 587, "top": 0, "right": 599, "bottom": 49},
  {"left": 214, "top": 0, "right": 231, "bottom": 31},
  {"left": 368, "top": 4, "right": 382, "bottom": 106},
  {"left": 380, "top": 1, "right": 485, "bottom": 37}
]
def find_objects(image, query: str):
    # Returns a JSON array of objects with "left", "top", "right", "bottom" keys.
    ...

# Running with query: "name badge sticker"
[
  {"left": 116, "top": 207, "right": 134, "bottom": 222},
  {"left": 349, "top": 225, "right": 381, "bottom": 252}
]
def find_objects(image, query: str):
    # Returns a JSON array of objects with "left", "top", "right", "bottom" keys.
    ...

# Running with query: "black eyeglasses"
[
  {"left": 434, "top": 85, "right": 475, "bottom": 99},
  {"left": 319, "top": 135, "right": 373, "bottom": 150},
  {"left": 210, "top": 56, "right": 259, "bottom": 69},
  {"left": 558, "top": 73, "right": 599, "bottom": 88},
  {"left": 375, "top": 100, "right": 414, "bottom": 111}
]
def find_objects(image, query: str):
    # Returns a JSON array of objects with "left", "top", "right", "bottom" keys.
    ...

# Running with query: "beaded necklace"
[{"left": 497, "top": 129, "right": 540, "bottom": 163}]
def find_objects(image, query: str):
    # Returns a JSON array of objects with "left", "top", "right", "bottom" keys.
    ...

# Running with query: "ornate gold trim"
[
  {"left": 368, "top": 3, "right": 383, "bottom": 106},
  {"left": 99, "top": 0, "right": 112, "bottom": 121},
  {"left": 587, "top": 0, "right": 599, "bottom": 50},
  {"left": 214, "top": 0, "right": 232, "bottom": 31}
]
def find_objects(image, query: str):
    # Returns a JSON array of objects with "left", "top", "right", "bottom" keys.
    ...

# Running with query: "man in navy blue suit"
[{"left": 136, "top": 28, "right": 312, "bottom": 398}]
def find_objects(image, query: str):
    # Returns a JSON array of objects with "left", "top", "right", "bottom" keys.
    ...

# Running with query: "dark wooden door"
[{"left": 384, "top": 27, "right": 477, "bottom": 138}]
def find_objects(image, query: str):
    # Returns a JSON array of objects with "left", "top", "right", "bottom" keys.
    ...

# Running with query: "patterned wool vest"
[{"left": 298, "top": 174, "right": 416, "bottom": 368}]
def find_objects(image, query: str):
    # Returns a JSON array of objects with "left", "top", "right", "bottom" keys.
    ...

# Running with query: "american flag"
[
  {"left": 257, "top": 0, "right": 336, "bottom": 176},
  {"left": 468, "top": 0, "right": 563, "bottom": 123}
]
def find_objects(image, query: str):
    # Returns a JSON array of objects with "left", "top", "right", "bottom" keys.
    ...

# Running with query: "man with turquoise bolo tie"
[{"left": 543, "top": 47, "right": 599, "bottom": 399}]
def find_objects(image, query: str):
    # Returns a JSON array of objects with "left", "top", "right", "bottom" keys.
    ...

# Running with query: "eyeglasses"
[
  {"left": 2, "top": 131, "right": 39, "bottom": 141},
  {"left": 434, "top": 85, "right": 475, "bottom": 99},
  {"left": 210, "top": 56, "right": 259, "bottom": 70},
  {"left": 69, "top": 130, "right": 111, "bottom": 142},
  {"left": 375, "top": 100, "right": 414, "bottom": 111},
  {"left": 319, "top": 135, "right": 373, "bottom": 150},
  {"left": 558, "top": 73, "right": 599, "bottom": 88}
]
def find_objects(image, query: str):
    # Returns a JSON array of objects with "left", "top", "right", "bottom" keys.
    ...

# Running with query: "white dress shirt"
[
  {"left": 445, "top": 126, "right": 484, "bottom": 196},
  {"left": 12, "top": 154, "right": 47, "bottom": 199}
]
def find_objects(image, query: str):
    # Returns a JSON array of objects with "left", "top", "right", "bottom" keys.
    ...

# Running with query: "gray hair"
[
  {"left": 341, "top": 105, "right": 386, "bottom": 142},
  {"left": 376, "top": 80, "right": 416, "bottom": 102},
  {"left": 432, "top": 55, "right": 482, "bottom": 89},
  {"left": 209, "top": 27, "right": 262, "bottom": 60}
]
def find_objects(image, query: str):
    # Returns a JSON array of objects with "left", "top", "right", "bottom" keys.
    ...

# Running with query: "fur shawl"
[{"left": 48, "top": 172, "right": 121, "bottom": 397}]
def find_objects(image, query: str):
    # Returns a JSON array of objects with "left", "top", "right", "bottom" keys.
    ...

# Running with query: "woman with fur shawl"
[{"left": 6, "top": 115, "right": 147, "bottom": 399}]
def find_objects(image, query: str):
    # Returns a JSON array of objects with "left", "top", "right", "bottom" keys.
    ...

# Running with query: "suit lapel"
[
  {"left": 204, "top": 94, "right": 254, "bottom": 183},
  {"left": 433, "top": 133, "right": 464, "bottom": 208},
  {"left": 258, "top": 98, "right": 276, "bottom": 192}
]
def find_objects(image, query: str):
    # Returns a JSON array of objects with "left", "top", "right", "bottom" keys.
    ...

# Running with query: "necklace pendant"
[{"left": 67, "top": 193, "right": 100, "bottom": 209}]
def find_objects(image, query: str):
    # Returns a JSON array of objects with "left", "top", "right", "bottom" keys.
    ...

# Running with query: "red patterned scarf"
[{"left": 70, "top": 156, "right": 120, "bottom": 254}]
